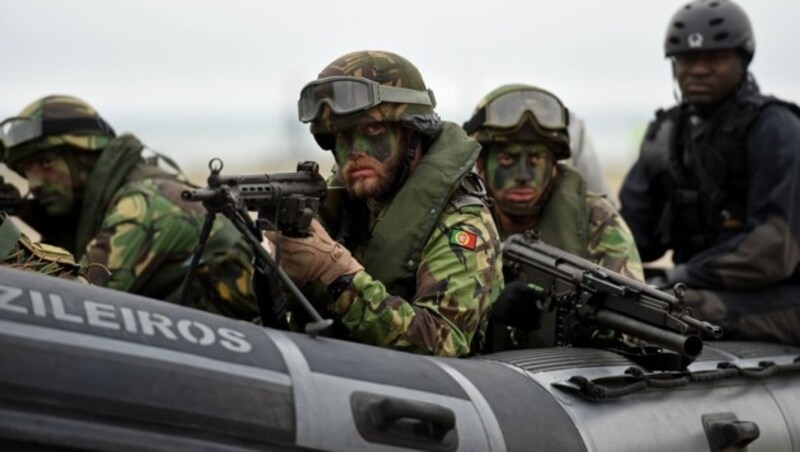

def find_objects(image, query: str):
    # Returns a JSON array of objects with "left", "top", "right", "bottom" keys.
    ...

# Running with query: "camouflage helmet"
[
  {"left": 303, "top": 50, "right": 442, "bottom": 149},
  {"left": 2, "top": 95, "right": 115, "bottom": 172},
  {"left": 664, "top": 0, "right": 755, "bottom": 63},
  {"left": 464, "top": 83, "right": 571, "bottom": 160}
]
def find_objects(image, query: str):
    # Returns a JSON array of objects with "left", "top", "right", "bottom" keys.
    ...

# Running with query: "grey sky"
[{"left": 2, "top": 0, "right": 798, "bottom": 175}]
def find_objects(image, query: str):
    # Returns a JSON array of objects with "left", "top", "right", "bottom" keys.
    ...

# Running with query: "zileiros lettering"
[{"left": 0, "top": 284, "right": 252, "bottom": 353}]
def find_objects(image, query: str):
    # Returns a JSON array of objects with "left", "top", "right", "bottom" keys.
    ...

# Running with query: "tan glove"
[{"left": 265, "top": 219, "right": 363, "bottom": 287}]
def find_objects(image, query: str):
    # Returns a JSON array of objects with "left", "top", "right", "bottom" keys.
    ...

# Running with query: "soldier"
[
  {"left": 463, "top": 84, "right": 643, "bottom": 349},
  {"left": 0, "top": 142, "right": 97, "bottom": 282},
  {"left": 269, "top": 50, "right": 504, "bottom": 357},
  {"left": 0, "top": 95, "right": 258, "bottom": 320},
  {"left": 619, "top": 0, "right": 800, "bottom": 344}
]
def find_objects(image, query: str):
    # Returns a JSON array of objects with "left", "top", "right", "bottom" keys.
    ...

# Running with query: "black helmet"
[{"left": 664, "top": 0, "right": 755, "bottom": 63}]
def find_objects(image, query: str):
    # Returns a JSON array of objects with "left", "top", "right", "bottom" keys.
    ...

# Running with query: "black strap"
[
  {"left": 43, "top": 117, "right": 116, "bottom": 138},
  {"left": 462, "top": 108, "right": 486, "bottom": 135},
  {"left": 326, "top": 273, "right": 355, "bottom": 301}
]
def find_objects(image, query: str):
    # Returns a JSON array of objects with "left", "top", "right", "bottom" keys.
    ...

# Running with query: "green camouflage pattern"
[
  {"left": 330, "top": 201, "right": 503, "bottom": 357},
  {"left": 4, "top": 95, "right": 114, "bottom": 172},
  {"left": 311, "top": 50, "right": 440, "bottom": 136},
  {"left": 82, "top": 176, "right": 259, "bottom": 320},
  {"left": 466, "top": 83, "right": 571, "bottom": 160},
  {"left": 586, "top": 194, "right": 645, "bottom": 281}
]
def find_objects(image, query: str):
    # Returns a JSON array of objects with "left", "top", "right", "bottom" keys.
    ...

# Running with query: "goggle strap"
[
  {"left": 378, "top": 85, "right": 435, "bottom": 107},
  {"left": 43, "top": 117, "right": 116, "bottom": 138},
  {"left": 462, "top": 108, "right": 486, "bottom": 135}
]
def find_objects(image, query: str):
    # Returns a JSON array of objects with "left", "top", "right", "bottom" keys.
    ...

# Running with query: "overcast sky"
[{"left": 2, "top": 0, "right": 798, "bottom": 176}]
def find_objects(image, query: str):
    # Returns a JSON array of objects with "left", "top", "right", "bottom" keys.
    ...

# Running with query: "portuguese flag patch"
[{"left": 449, "top": 229, "right": 478, "bottom": 250}]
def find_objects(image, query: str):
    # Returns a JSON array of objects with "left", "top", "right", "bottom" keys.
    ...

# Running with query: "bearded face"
[
  {"left": 482, "top": 143, "right": 555, "bottom": 218},
  {"left": 19, "top": 150, "right": 78, "bottom": 216},
  {"left": 334, "top": 122, "right": 407, "bottom": 200}
]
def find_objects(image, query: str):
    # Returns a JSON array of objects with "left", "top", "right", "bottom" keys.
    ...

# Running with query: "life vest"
[
  {"left": 537, "top": 164, "right": 590, "bottom": 258},
  {"left": 321, "top": 121, "right": 488, "bottom": 298}
]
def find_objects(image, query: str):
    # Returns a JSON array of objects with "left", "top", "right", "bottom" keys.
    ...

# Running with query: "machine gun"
[
  {"left": 502, "top": 231, "right": 723, "bottom": 366},
  {"left": 182, "top": 160, "right": 327, "bottom": 237},
  {"left": 180, "top": 158, "right": 333, "bottom": 335}
]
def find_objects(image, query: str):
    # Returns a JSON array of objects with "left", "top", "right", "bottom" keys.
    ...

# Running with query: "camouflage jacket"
[
  {"left": 323, "top": 122, "right": 504, "bottom": 357},
  {"left": 583, "top": 194, "right": 644, "bottom": 281},
  {"left": 506, "top": 164, "right": 644, "bottom": 281},
  {"left": 79, "top": 135, "right": 258, "bottom": 320}
]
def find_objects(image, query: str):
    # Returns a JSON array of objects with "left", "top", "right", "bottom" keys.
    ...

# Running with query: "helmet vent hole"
[
  {"left": 709, "top": 18, "right": 724, "bottom": 26},
  {"left": 674, "top": 21, "right": 685, "bottom": 29},
  {"left": 709, "top": 1, "right": 720, "bottom": 7},
  {"left": 684, "top": 4, "right": 692, "bottom": 10},
  {"left": 668, "top": 37, "right": 681, "bottom": 45},
  {"left": 713, "top": 32, "right": 730, "bottom": 41}
]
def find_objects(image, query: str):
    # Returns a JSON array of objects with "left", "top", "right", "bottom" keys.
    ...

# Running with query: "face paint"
[
  {"left": 484, "top": 143, "right": 554, "bottom": 217},
  {"left": 334, "top": 122, "right": 403, "bottom": 164},
  {"left": 335, "top": 123, "right": 406, "bottom": 199},
  {"left": 20, "top": 151, "right": 76, "bottom": 216}
]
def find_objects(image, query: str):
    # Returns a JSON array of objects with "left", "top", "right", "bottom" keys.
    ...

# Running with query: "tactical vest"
[
  {"left": 641, "top": 91, "right": 800, "bottom": 263},
  {"left": 537, "top": 164, "right": 590, "bottom": 258},
  {"left": 321, "top": 122, "right": 486, "bottom": 298}
]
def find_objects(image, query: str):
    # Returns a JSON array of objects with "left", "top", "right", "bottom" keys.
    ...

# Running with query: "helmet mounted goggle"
[
  {"left": 298, "top": 76, "right": 436, "bottom": 123},
  {"left": 0, "top": 115, "right": 115, "bottom": 149},
  {"left": 463, "top": 88, "right": 569, "bottom": 136}
]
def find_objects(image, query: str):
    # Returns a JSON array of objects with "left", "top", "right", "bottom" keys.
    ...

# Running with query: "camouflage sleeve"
[
  {"left": 330, "top": 204, "right": 504, "bottom": 357},
  {"left": 586, "top": 195, "right": 645, "bottom": 282},
  {"left": 81, "top": 180, "right": 214, "bottom": 292}
]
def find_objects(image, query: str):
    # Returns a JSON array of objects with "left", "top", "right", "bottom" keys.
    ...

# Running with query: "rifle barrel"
[
  {"left": 593, "top": 309, "right": 703, "bottom": 359},
  {"left": 181, "top": 188, "right": 222, "bottom": 202}
]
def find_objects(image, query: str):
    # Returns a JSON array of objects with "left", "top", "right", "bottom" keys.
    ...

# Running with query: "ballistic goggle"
[
  {"left": 0, "top": 115, "right": 115, "bottom": 148},
  {"left": 298, "top": 76, "right": 436, "bottom": 123},
  {"left": 463, "top": 88, "right": 568, "bottom": 134}
]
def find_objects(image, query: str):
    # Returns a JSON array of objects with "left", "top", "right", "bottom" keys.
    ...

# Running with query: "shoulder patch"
[{"left": 449, "top": 229, "right": 478, "bottom": 250}]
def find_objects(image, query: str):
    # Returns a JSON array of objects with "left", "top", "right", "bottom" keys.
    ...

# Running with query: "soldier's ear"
[{"left": 476, "top": 154, "right": 486, "bottom": 177}]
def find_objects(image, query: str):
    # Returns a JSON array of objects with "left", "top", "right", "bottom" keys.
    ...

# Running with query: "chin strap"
[{"left": 382, "top": 130, "right": 420, "bottom": 200}]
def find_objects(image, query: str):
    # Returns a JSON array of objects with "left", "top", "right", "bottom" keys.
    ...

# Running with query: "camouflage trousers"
[
  {"left": 163, "top": 252, "right": 259, "bottom": 322},
  {"left": 686, "top": 284, "right": 800, "bottom": 346}
]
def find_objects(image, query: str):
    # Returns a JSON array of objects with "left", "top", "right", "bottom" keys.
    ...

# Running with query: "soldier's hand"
[
  {"left": 265, "top": 218, "right": 363, "bottom": 287},
  {"left": 490, "top": 280, "right": 545, "bottom": 331}
]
